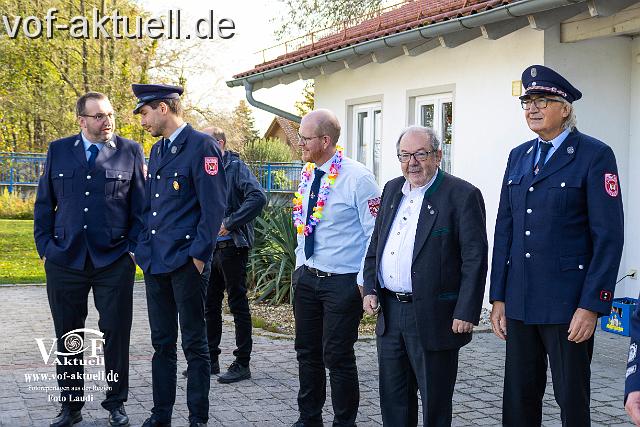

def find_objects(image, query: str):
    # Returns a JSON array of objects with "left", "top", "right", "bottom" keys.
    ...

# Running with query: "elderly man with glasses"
[
  {"left": 490, "top": 65, "right": 624, "bottom": 426},
  {"left": 362, "top": 125, "right": 488, "bottom": 426},
  {"left": 291, "top": 109, "right": 381, "bottom": 427}
]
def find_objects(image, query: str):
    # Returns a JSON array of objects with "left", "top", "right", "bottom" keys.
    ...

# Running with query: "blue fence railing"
[
  {"left": 0, "top": 152, "right": 47, "bottom": 192},
  {"left": 0, "top": 152, "right": 303, "bottom": 194},
  {"left": 248, "top": 162, "right": 303, "bottom": 194}
]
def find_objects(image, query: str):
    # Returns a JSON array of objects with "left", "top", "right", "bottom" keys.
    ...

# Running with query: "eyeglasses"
[
  {"left": 297, "top": 133, "right": 324, "bottom": 145},
  {"left": 397, "top": 151, "right": 435, "bottom": 163},
  {"left": 81, "top": 112, "right": 115, "bottom": 121},
  {"left": 521, "top": 97, "right": 563, "bottom": 110}
]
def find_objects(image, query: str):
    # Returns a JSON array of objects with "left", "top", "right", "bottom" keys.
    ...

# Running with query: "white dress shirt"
[
  {"left": 379, "top": 172, "right": 438, "bottom": 293},
  {"left": 294, "top": 152, "right": 381, "bottom": 285}
]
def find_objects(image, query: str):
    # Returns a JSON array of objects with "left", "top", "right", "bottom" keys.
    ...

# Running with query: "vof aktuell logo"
[{"left": 35, "top": 328, "right": 105, "bottom": 366}]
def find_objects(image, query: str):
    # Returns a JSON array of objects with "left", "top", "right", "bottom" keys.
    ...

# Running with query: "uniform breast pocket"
[
  {"left": 51, "top": 170, "right": 74, "bottom": 198},
  {"left": 166, "top": 168, "right": 190, "bottom": 198},
  {"left": 506, "top": 174, "right": 523, "bottom": 209},
  {"left": 105, "top": 169, "right": 132, "bottom": 199},
  {"left": 547, "top": 176, "right": 583, "bottom": 216}
]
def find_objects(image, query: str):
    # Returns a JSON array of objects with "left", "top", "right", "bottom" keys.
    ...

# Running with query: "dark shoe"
[
  {"left": 182, "top": 360, "right": 220, "bottom": 378},
  {"left": 108, "top": 405, "right": 129, "bottom": 426},
  {"left": 50, "top": 407, "right": 82, "bottom": 427},
  {"left": 217, "top": 361, "right": 251, "bottom": 384},
  {"left": 141, "top": 417, "right": 171, "bottom": 427}
]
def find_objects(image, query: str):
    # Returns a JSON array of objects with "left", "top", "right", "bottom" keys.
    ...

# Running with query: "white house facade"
[{"left": 229, "top": 0, "right": 640, "bottom": 301}]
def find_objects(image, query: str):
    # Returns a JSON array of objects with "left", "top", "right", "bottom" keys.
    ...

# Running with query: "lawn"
[{"left": 0, "top": 219, "right": 143, "bottom": 284}]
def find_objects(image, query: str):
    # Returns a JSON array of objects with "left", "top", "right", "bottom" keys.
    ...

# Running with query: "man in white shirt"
[
  {"left": 292, "top": 109, "right": 381, "bottom": 427},
  {"left": 363, "top": 126, "right": 488, "bottom": 426}
]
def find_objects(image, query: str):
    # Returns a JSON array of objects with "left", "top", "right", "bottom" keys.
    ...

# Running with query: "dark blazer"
[
  {"left": 34, "top": 133, "right": 145, "bottom": 270},
  {"left": 220, "top": 150, "right": 266, "bottom": 248},
  {"left": 364, "top": 170, "right": 488, "bottom": 351},
  {"left": 489, "top": 129, "right": 624, "bottom": 324},
  {"left": 135, "top": 124, "right": 227, "bottom": 274}
]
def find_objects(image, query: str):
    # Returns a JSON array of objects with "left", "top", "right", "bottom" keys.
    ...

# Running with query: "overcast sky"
[{"left": 135, "top": 0, "right": 305, "bottom": 133}]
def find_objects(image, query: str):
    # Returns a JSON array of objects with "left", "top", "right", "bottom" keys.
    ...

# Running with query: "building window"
[
  {"left": 351, "top": 102, "right": 382, "bottom": 181},
  {"left": 414, "top": 93, "right": 453, "bottom": 173}
]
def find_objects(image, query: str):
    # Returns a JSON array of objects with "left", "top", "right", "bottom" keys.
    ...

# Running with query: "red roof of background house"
[
  {"left": 234, "top": 0, "right": 513, "bottom": 78},
  {"left": 264, "top": 116, "right": 300, "bottom": 147}
]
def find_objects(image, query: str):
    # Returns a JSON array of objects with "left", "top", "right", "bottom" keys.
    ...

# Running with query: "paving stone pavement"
[{"left": 0, "top": 284, "right": 633, "bottom": 427}]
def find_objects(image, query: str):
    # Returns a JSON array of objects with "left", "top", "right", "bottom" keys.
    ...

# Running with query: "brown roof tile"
[{"left": 234, "top": 0, "right": 512, "bottom": 78}]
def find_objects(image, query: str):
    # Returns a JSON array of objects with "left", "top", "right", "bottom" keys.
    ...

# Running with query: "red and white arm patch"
[
  {"left": 604, "top": 173, "right": 618, "bottom": 197},
  {"left": 368, "top": 197, "right": 381, "bottom": 217},
  {"left": 204, "top": 157, "right": 218, "bottom": 176}
]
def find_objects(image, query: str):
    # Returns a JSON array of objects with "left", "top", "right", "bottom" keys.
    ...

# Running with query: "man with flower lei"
[{"left": 291, "top": 109, "right": 381, "bottom": 427}]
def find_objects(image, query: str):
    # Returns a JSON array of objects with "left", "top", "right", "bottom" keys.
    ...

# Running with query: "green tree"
[
  {"left": 0, "top": 0, "right": 160, "bottom": 153},
  {"left": 275, "top": 0, "right": 384, "bottom": 40},
  {"left": 232, "top": 100, "right": 260, "bottom": 146},
  {"left": 294, "top": 81, "right": 314, "bottom": 117}
]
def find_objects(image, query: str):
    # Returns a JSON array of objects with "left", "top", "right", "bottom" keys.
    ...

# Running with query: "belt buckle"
[
  {"left": 395, "top": 292, "right": 411, "bottom": 303},
  {"left": 315, "top": 269, "right": 331, "bottom": 278}
]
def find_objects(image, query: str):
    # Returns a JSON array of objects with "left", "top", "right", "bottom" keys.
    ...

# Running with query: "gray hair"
[
  {"left": 560, "top": 99, "right": 578, "bottom": 131},
  {"left": 396, "top": 125, "right": 441, "bottom": 152}
]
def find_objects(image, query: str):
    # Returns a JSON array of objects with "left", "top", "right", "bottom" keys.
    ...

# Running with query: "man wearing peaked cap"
[
  {"left": 132, "top": 84, "right": 184, "bottom": 114},
  {"left": 490, "top": 65, "right": 624, "bottom": 426},
  {"left": 132, "top": 83, "right": 227, "bottom": 427}
]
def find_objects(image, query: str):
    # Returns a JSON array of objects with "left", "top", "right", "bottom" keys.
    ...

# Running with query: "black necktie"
[
  {"left": 163, "top": 138, "right": 171, "bottom": 156},
  {"left": 304, "top": 168, "right": 325, "bottom": 260},
  {"left": 87, "top": 144, "right": 99, "bottom": 169},
  {"left": 534, "top": 141, "right": 552, "bottom": 175}
]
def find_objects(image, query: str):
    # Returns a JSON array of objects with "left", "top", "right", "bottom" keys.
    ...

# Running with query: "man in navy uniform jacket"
[
  {"left": 132, "top": 83, "right": 226, "bottom": 427},
  {"left": 34, "top": 92, "right": 145, "bottom": 427},
  {"left": 490, "top": 65, "right": 624, "bottom": 426}
]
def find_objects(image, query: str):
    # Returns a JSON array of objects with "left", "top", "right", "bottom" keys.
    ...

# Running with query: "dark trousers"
[
  {"left": 44, "top": 254, "right": 135, "bottom": 411},
  {"left": 293, "top": 266, "right": 362, "bottom": 427},
  {"left": 145, "top": 259, "right": 211, "bottom": 424},
  {"left": 377, "top": 292, "right": 459, "bottom": 427},
  {"left": 205, "top": 245, "right": 252, "bottom": 366},
  {"left": 503, "top": 318, "right": 594, "bottom": 427}
]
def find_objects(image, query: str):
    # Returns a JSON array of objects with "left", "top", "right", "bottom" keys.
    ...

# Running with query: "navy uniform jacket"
[
  {"left": 34, "top": 134, "right": 146, "bottom": 270},
  {"left": 135, "top": 124, "right": 227, "bottom": 274},
  {"left": 489, "top": 129, "right": 624, "bottom": 324}
]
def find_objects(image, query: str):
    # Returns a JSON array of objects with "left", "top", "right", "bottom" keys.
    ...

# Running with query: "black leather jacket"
[{"left": 220, "top": 151, "right": 266, "bottom": 248}]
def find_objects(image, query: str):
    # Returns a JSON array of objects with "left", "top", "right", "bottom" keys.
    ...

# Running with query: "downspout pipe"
[{"left": 244, "top": 81, "right": 302, "bottom": 123}]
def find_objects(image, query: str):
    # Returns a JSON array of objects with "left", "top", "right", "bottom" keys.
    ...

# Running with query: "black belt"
[
  {"left": 304, "top": 265, "right": 347, "bottom": 278},
  {"left": 382, "top": 287, "right": 413, "bottom": 303},
  {"left": 216, "top": 240, "right": 235, "bottom": 249}
]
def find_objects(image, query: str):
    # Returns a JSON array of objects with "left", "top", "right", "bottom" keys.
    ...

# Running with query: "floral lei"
[{"left": 292, "top": 146, "right": 344, "bottom": 236}]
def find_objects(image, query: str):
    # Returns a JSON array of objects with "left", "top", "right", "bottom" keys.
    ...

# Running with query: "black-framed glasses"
[
  {"left": 297, "top": 133, "right": 324, "bottom": 145},
  {"left": 397, "top": 151, "right": 435, "bottom": 163},
  {"left": 81, "top": 112, "right": 115, "bottom": 121},
  {"left": 521, "top": 97, "right": 563, "bottom": 110}
]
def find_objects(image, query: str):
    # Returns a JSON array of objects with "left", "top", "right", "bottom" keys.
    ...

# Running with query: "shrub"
[
  {"left": 0, "top": 188, "right": 35, "bottom": 219},
  {"left": 242, "top": 137, "right": 298, "bottom": 163},
  {"left": 249, "top": 204, "right": 297, "bottom": 305}
]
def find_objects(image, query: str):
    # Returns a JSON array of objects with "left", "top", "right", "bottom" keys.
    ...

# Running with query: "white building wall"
[
  {"left": 313, "top": 25, "right": 636, "bottom": 302},
  {"left": 315, "top": 28, "right": 544, "bottom": 305},
  {"left": 544, "top": 26, "right": 636, "bottom": 297},
  {"left": 624, "top": 37, "right": 640, "bottom": 298}
]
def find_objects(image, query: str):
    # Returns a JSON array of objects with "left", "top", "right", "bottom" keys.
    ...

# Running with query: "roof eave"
[{"left": 226, "top": 0, "right": 589, "bottom": 89}]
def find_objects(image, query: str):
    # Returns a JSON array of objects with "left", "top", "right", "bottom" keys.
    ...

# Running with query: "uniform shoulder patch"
[
  {"left": 627, "top": 364, "right": 637, "bottom": 378},
  {"left": 604, "top": 173, "right": 618, "bottom": 197},
  {"left": 204, "top": 157, "right": 218, "bottom": 176},
  {"left": 630, "top": 343, "right": 637, "bottom": 363},
  {"left": 368, "top": 197, "right": 381, "bottom": 217}
]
